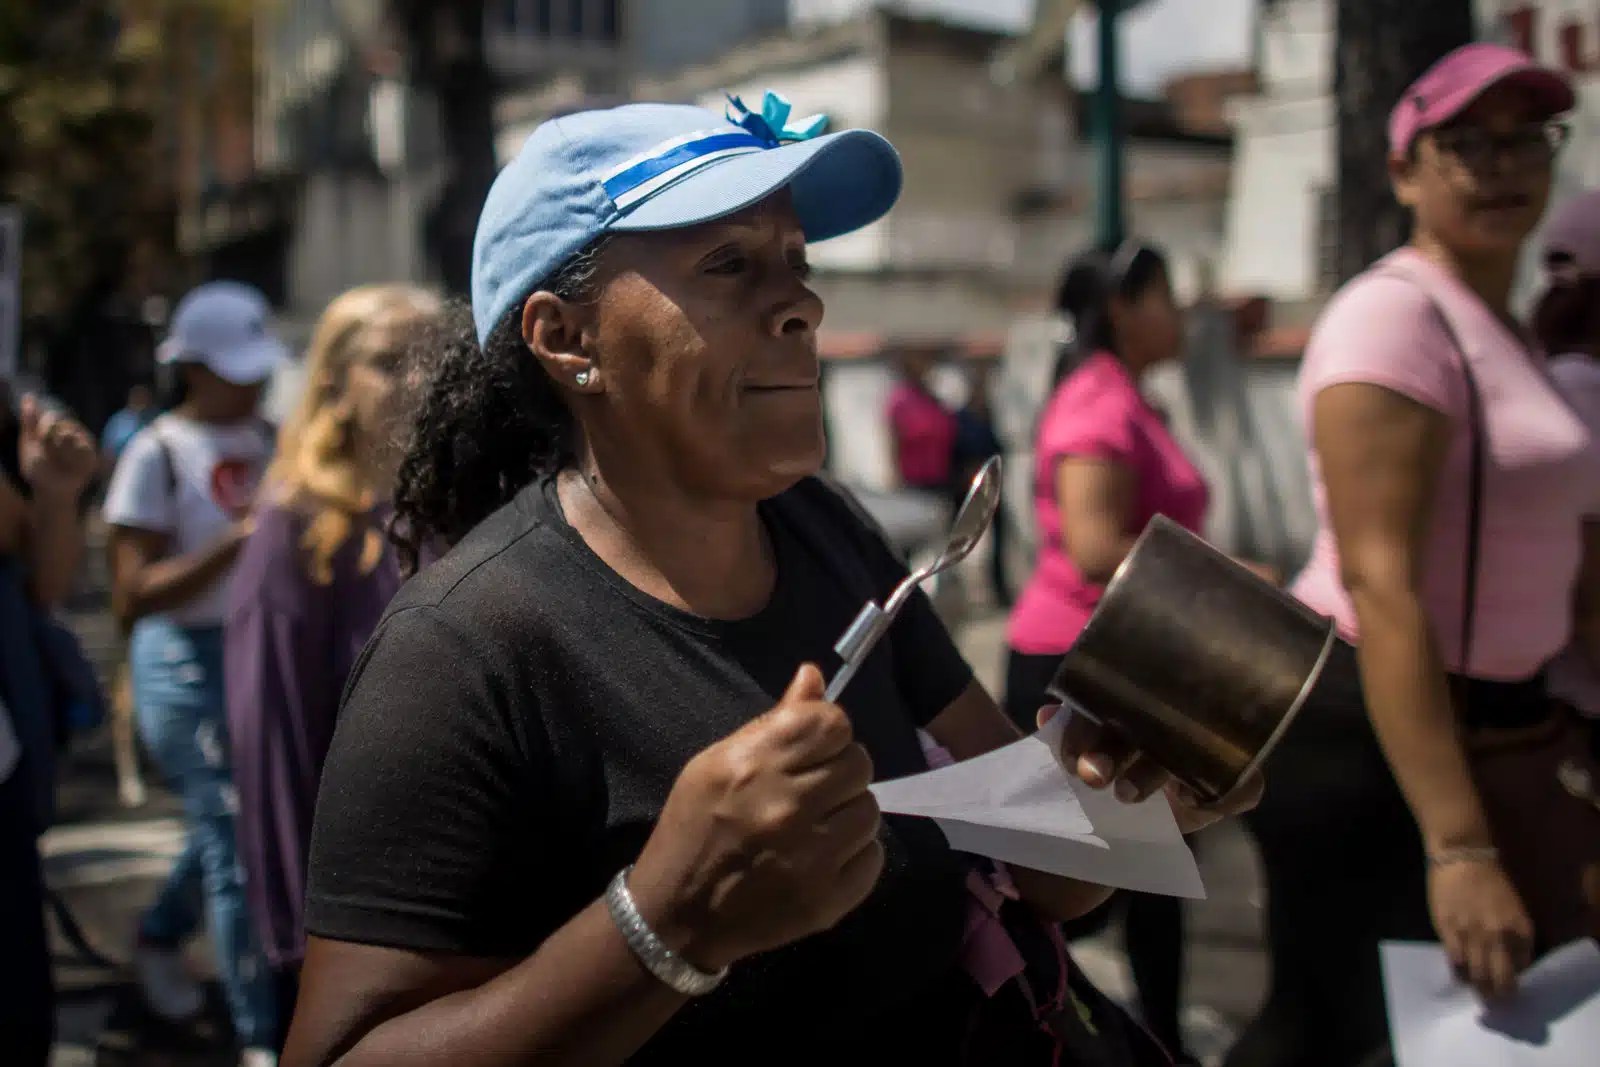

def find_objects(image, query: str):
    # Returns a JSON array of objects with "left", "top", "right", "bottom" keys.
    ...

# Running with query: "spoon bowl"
[{"left": 826, "top": 456, "right": 1003, "bottom": 701}]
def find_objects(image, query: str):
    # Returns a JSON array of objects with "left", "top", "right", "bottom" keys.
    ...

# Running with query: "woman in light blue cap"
[{"left": 286, "top": 94, "right": 1256, "bottom": 1066}]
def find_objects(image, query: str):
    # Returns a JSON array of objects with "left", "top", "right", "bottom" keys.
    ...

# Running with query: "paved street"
[{"left": 44, "top": 581, "right": 1270, "bottom": 1065}]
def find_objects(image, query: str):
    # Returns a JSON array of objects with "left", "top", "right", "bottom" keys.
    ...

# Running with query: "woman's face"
[
  {"left": 548, "top": 193, "right": 826, "bottom": 500},
  {"left": 185, "top": 364, "right": 264, "bottom": 421},
  {"left": 341, "top": 319, "right": 418, "bottom": 454},
  {"left": 1111, "top": 265, "right": 1184, "bottom": 368},
  {"left": 1393, "top": 85, "right": 1558, "bottom": 260}
]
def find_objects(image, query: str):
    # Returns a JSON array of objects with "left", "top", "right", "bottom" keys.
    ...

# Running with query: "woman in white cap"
[
  {"left": 284, "top": 95, "right": 1258, "bottom": 1066},
  {"left": 104, "top": 281, "right": 285, "bottom": 1065},
  {"left": 1229, "top": 44, "right": 1600, "bottom": 1067}
]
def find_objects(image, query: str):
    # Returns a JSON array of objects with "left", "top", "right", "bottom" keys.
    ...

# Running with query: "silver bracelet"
[
  {"left": 1427, "top": 845, "right": 1501, "bottom": 869},
  {"left": 604, "top": 866, "right": 728, "bottom": 997}
]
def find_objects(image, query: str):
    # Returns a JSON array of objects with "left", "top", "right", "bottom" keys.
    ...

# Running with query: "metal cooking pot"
[{"left": 1047, "top": 515, "right": 1339, "bottom": 804}]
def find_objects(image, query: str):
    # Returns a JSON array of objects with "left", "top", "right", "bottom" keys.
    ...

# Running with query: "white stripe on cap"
[
  {"left": 610, "top": 144, "right": 764, "bottom": 211},
  {"left": 602, "top": 128, "right": 746, "bottom": 183}
]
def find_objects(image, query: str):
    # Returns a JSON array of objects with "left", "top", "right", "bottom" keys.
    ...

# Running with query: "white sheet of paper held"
[
  {"left": 1381, "top": 939, "right": 1600, "bottom": 1067},
  {"left": 869, "top": 713, "right": 1205, "bottom": 899}
]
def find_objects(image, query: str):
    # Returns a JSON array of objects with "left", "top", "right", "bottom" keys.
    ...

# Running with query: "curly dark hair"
[{"left": 390, "top": 238, "right": 610, "bottom": 575}]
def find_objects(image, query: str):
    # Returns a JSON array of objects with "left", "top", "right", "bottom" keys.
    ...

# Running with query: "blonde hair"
[{"left": 266, "top": 284, "right": 442, "bottom": 585}]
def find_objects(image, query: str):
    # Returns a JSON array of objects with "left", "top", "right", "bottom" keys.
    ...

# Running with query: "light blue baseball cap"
[{"left": 470, "top": 92, "right": 903, "bottom": 344}]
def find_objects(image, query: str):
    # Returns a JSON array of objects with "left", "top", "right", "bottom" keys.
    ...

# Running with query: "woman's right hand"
[
  {"left": 628, "top": 663, "right": 884, "bottom": 973},
  {"left": 1428, "top": 856, "right": 1534, "bottom": 1001}
]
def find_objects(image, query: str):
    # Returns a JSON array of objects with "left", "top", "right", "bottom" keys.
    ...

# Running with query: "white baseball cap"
[{"left": 156, "top": 281, "right": 289, "bottom": 386}]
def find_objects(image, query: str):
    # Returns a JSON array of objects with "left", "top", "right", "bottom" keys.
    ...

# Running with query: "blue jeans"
[{"left": 130, "top": 619, "right": 277, "bottom": 1048}]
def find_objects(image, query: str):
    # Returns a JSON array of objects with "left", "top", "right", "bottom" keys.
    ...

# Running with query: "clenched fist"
[
  {"left": 19, "top": 395, "right": 96, "bottom": 503},
  {"left": 626, "top": 664, "right": 885, "bottom": 972}
]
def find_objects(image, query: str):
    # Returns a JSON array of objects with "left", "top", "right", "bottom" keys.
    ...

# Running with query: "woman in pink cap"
[{"left": 1228, "top": 44, "right": 1600, "bottom": 1067}]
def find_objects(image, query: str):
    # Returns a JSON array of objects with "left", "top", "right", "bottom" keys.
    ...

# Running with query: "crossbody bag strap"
[{"left": 1376, "top": 266, "right": 1486, "bottom": 675}]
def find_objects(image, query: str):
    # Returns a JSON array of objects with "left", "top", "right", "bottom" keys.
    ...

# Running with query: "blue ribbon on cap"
[{"left": 725, "top": 90, "right": 830, "bottom": 146}]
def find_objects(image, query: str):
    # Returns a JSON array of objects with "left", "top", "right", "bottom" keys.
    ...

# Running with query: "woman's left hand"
[
  {"left": 1044, "top": 705, "right": 1264, "bottom": 835},
  {"left": 19, "top": 396, "right": 97, "bottom": 503}
]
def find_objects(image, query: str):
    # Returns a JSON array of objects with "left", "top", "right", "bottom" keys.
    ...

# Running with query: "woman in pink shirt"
[
  {"left": 1228, "top": 46, "right": 1600, "bottom": 1067},
  {"left": 1004, "top": 242, "right": 1207, "bottom": 1065},
  {"left": 884, "top": 344, "right": 958, "bottom": 497}
]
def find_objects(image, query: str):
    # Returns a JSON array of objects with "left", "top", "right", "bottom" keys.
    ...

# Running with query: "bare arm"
[
  {"left": 925, "top": 680, "right": 1258, "bottom": 922},
  {"left": 110, "top": 523, "right": 251, "bottom": 626},
  {"left": 1313, "top": 382, "right": 1490, "bottom": 853},
  {"left": 285, "top": 899, "right": 693, "bottom": 1067},
  {"left": 926, "top": 681, "right": 1116, "bottom": 920},
  {"left": 1055, "top": 457, "right": 1138, "bottom": 584},
  {"left": 24, "top": 493, "right": 85, "bottom": 607}
]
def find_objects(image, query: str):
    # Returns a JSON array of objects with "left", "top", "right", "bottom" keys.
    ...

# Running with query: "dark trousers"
[
  {"left": 1004, "top": 650, "right": 1192, "bottom": 1061},
  {"left": 0, "top": 758, "right": 55, "bottom": 1067},
  {"left": 1223, "top": 642, "right": 1432, "bottom": 1067}
]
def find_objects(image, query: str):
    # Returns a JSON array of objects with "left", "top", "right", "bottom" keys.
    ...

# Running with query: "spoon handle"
[{"left": 825, "top": 601, "right": 890, "bottom": 703}]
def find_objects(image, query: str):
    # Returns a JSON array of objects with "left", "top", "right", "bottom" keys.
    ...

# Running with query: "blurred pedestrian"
[
  {"left": 224, "top": 284, "right": 440, "bottom": 1046},
  {"left": 886, "top": 343, "right": 958, "bottom": 502},
  {"left": 1002, "top": 241, "right": 1211, "bottom": 1066},
  {"left": 104, "top": 281, "right": 284, "bottom": 1066},
  {"left": 1539, "top": 189, "right": 1600, "bottom": 721},
  {"left": 101, "top": 383, "right": 157, "bottom": 477},
  {"left": 102, "top": 383, "right": 159, "bottom": 809},
  {"left": 952, "top": 363, "right": 1011, "bottom": 607},
  {"left": 282, "top": 96, "right": 1256, "bottom": 1066},
  {"left": 0, "top": 383, "right": 98, "bottom": 1066},
  {"left": 1229, "top": 45, "right": 1600, "bottom": 1067}
]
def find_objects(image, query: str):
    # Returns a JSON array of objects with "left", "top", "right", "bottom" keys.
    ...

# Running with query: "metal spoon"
[{"left": 825, "top": 455, "right": 1004, "bottom": 702}]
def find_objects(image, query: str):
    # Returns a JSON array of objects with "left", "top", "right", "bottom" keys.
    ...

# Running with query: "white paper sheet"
[
  {"left": 869, "top": 713, "right": 1206, "bottom": 899},
  {"left": 1381, "top": 939, "right": 1600, "bottom": 1067}
]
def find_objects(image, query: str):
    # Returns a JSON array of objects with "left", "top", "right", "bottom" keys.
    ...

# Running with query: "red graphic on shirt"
[{"left": 210, "top": 459, "right": 260, "bottom": 518}]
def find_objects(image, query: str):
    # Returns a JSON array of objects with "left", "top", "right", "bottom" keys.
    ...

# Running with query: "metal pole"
[{"left": 1093, "top": 0, "right": 1125, "bottom": 252}]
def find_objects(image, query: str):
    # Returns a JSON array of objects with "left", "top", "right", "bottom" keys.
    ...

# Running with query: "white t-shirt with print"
[{"left": 103, "top": 413, "right": 272, "bottom": 627}]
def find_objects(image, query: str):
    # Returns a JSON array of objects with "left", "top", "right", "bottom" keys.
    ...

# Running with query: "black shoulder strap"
[
  {"left": 1378, "top": 266, "right": 1486, "bottom": 674},
  {"left": 149, "top": 419, "right": 179, "bottom": 496}
]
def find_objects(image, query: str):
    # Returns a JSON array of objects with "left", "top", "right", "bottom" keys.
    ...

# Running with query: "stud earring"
[{"left": 575, "top": 369, "right": 593, "bottom": 387}]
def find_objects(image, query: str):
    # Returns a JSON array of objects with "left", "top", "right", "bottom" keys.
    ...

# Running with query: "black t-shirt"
[{"left": 306, "top": 475, "right": 1057, "bottom": 1063}]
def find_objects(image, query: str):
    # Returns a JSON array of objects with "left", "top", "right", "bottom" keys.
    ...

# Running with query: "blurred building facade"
[
  {"left": 40, "top": 1, "right": 273, "bottom": 430},
  {"left": 1222, "top": 0, "right": 1600, "bottom": 316},
  {"left": 499, "top": 3, "right": 1244, "bottom": 355}
]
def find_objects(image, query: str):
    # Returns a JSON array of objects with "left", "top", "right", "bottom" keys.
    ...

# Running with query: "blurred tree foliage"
[{"left": 0, "top": 1, "right": 253, "bottom": 330}]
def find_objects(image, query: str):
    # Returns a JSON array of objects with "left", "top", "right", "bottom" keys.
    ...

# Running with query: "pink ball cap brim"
[{"left": 1388, "top": 43, "right": 1574, "bottom": 159}]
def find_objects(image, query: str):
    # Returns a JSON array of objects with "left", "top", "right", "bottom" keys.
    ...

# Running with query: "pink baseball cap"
[
  {"left": 1388, "top": 43, "right": 1574, "bottom": 159},
  {"left": 1544, "top": 189, "right": 1600, "bottom": 275}
]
